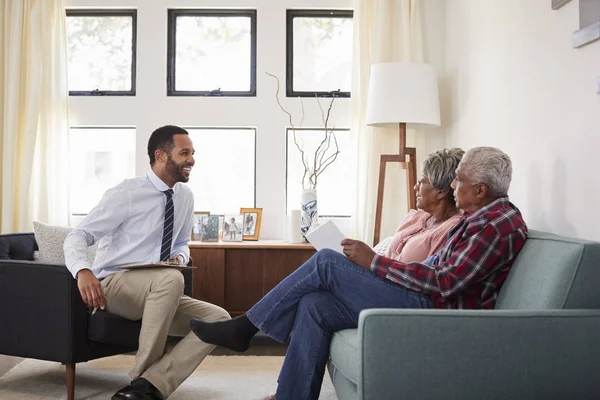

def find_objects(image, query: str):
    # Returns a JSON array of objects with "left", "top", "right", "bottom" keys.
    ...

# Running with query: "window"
[
  {"left": 69, "top": 127, "right": 136, "bottom": 216},
  {"left": 66, "top": 10, "right": 137, "bottom": 95},
  {"left": 286, "top": 128, "right": 354, "bottom": 218},
  {"left": 185, "top": 128, "right": 256, "bottom": 213},
  {"left": 167, "top": 10, "right": 257, "bottom": 96},
  {"left": 286, "top": 10, "right": 353, "bottom": 98}
]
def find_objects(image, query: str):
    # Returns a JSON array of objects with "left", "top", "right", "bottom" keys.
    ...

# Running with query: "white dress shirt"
[{"left": 64, "top": 169, "right": 194, "bottom": 279}]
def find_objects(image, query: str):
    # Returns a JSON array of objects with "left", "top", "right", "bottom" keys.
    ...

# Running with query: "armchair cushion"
[
  {"left": 88, "top": 310, "right": 141, "bottom": 348},
  {"left": 33, "top": 221, "right": 97, "bottom": 264},
  {"left": 0, "top": 233, "right": 37, "bottom": 260}
]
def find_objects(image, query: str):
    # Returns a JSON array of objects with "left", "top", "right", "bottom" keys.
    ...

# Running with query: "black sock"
[{"left": 190, "top": 314, "right": 258, "bottom": 352}]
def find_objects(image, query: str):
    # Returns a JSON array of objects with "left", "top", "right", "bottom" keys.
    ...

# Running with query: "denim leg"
[
  {"left": 246, "top": 249, "right": 432, "bottom": 343},
  {"left": 275, "top": 292, "right": 357, "bottom": 400}
]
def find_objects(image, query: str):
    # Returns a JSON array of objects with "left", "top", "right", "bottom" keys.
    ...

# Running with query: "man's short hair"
[
  {"left": 147, "top": 125, "right": 189, "bottom": 166},
  {"left": 461, "top": 147, "right": 512, "bottom": 198}
]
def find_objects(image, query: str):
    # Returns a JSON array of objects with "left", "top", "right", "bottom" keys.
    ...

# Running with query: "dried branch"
[
  {"left": 266, "top": 72, "right": 341, "bottom": 190},
  {"left": 314, "top": 96, "right": 336, "bottom": 173},
  {"left": 265, "top": 71, "right": 311, "bottom": 188}
]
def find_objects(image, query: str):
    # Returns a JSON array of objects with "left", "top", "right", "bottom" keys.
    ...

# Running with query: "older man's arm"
[{"left": 370, "top": 224, "right": 514, "bottom": 299}]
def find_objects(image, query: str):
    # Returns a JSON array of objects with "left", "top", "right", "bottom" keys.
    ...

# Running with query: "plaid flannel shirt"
[{"left": 371, "top": 198, "right": 528, "bottom": 309}]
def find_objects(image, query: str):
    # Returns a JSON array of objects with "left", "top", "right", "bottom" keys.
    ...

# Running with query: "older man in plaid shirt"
[{"left": 190, "top": 147, "right": 528, "bottom": 400}]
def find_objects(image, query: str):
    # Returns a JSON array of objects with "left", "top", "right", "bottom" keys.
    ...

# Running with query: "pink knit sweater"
[{"left": 384, "top": 209, "right": 462, "bottom": 263}]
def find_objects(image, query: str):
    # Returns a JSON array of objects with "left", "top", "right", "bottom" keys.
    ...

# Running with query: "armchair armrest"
[
  {"left": 358, "top": 309, "right": 600, "bottom": 400},
  {"left": 0, "top": 260, "right": 89, "bottom": 363}
]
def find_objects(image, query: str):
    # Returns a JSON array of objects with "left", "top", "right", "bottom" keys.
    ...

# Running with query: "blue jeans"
[{"left": 246, "top": 249, "right": 433, "bottom": 400}]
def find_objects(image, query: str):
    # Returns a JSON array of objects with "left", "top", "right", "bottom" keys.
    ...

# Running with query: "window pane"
[
  {"left": 186, "top": 128, "right": 255, "bottom": 214},
  {"left": 66, "top": 13, "right": 134, "bottom": 92},
  {"left": 174, "top": 14, "right": 253, "bottom": 92},
  {"left": 292, "top": 16, "right": 353, "bottom": 93},
  {"left": 69, "top": 127, "right": 136, "bottom": 215},
  {"left": 287, "top": 129, "right": 354, "bottom": 217}
]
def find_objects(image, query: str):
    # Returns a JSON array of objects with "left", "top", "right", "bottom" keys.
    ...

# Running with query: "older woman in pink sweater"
[{"left": 381, "top": 147, "right": 465, "bottom": 263}]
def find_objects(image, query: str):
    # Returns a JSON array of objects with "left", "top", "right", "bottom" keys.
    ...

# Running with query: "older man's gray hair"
[
  {"left": 460, "top": 147, "right": 512, "bottom": 197},
  {"left": 422, "top": 148, "right": 465, "bottom": 192}
]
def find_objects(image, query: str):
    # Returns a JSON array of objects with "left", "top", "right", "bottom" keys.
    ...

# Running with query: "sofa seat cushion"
[
  {"left": 88, "top": 310, "right": 141, "bottom": 348},
  {"left": 329, "top": 329, "right": 359, "bottom": 385}
]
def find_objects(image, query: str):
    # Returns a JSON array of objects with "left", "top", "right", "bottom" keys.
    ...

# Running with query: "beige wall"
[{"left": 445, "top": 0, "right": 600, "bottom": 240}]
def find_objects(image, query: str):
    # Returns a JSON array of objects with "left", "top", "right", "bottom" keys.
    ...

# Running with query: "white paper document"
[{"left": 304, "top": 220, "right": 346, "bottom": 254}]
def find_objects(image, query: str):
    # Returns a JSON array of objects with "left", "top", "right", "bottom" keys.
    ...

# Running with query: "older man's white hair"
[{"left": 460, "top": 147, "right": 512, "bottom": 198}]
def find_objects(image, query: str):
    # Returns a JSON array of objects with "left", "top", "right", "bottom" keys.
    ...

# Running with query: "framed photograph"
[
  {"left": 222, "top": 214, "right": 243, "bottom": 242},
  {"left": 191, "top": 211, "right": 210, "bottom": 241},
  {"left": 200, "top": 215, "right": 220, "bottom": 242},
  {"left": 240, "top": 207, "right": 262, "bottom": 241}
]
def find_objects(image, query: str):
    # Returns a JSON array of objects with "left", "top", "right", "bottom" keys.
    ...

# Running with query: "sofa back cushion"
[
  {"left": 0, "top": 233, "right": 37, "bottom": 260},
  {"left": 496, "top": 230, "right": 600, "bottom": 310}
]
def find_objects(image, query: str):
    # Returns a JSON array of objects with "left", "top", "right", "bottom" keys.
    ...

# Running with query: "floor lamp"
[{"left": 366, "top": 62, "right": 441, "bottom": 245}]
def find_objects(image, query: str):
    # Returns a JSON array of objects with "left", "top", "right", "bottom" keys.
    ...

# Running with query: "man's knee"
[
  {"left": 154, "top": 268, "right": 185, "bottom": 293},
  {"left": 298, "top": 292, "right": 329, "bottom": 319}
]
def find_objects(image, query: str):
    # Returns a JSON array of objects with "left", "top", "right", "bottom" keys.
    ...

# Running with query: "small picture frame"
[
  {"left": 240, "top": 207, "right": 262, "bottom": 241},
  {"left": 200, "top": 215, "right": 220, "bottom": 242},
  {"left": 222, "top": 214, "right": 243, "bottom": 242},
  {"left": 191, "top": 211, "right": 210, "bottom": 241}
]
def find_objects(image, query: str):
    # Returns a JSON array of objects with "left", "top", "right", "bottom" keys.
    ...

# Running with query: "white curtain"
[
  {"left": 0, "top": 0, "right": 70, "bottom": 234},
  {"left": 351, "top": 0, "right": 424, "bottom": 244}
]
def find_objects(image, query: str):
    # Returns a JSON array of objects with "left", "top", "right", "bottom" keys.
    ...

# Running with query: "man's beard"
[{"left": 165, "top": 155, "right": 190, "bottom": 183}]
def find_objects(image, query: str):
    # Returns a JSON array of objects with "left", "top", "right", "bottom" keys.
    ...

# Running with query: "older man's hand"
[{"left": 341, "top": 239, "right": 376, "bottom": 270}]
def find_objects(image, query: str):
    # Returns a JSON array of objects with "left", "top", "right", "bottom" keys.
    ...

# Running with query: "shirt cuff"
[
  {"left": 370, "top": 254, "right": 387, "bottom": 277},
  {"left": 70, "top": 261, "right": 92, "bottom": 280}
]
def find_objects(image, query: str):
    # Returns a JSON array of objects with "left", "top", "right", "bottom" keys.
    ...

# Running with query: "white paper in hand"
[{"left": 304, "top": 220, "right": 346, "bottom": 254}]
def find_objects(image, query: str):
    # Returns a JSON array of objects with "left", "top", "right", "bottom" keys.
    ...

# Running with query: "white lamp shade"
[{"left": 366, "top": 62, "right": 441, "bottom": 127}]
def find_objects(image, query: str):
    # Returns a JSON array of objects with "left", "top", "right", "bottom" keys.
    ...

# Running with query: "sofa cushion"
[
  {"left": 88, "top": 309, "right": 141, "bottom": 348},
  {"left": 329, "top": 329, "right": 359, "bottom": 385},
  {"left": 373, "top": 236, "right": 393, "bottom": 256},
  {"left": 497, "top": 230, "right": 600, "bottom": 310},
  {"left": 0, "top": 233, "right": 37, "bottom": 260},
  {"left": 33, "top": 221, "right": 97, "bottom": 265}
]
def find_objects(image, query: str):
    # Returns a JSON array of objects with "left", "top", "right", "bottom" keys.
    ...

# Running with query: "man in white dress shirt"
[{"left": 64, "top": 125, "right": 230, "bottom": 400}]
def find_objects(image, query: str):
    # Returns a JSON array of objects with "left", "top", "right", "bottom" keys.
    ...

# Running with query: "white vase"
[{"left": 300, "top": 189, "right": 318, "bottom": 237}]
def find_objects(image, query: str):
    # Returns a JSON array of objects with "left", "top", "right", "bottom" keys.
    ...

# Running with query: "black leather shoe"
[{"left": 111, "top": 378, "right": 165, "bottom": 400}]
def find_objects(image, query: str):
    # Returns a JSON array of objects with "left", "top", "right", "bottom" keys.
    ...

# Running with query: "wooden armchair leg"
[{"left": 65, "top": 363, "right": 75, "bottom": 400}]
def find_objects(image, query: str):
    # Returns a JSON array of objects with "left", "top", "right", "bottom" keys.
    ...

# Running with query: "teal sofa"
[{"left": 327, "top": 230, "right": 600, "bottom": 399}]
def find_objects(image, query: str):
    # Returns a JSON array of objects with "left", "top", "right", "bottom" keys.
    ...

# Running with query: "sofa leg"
[{"left": 65, "top": 363, "right": 75, "bottom": 400}]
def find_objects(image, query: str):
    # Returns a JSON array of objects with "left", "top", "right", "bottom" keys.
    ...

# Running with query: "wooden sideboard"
[{"left": 189, "top": 241, "right": 316, "bottom": 317}]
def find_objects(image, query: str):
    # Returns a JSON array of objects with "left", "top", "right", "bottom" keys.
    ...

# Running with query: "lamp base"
[{"left": 373, "top": 122, "right": 416, "bottom": 246}]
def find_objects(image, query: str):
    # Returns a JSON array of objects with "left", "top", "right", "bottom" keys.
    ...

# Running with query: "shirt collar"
[
  {"left": 464, "top": 197, "right": 509, "bottom": 221},
  {"left": 146, "top": 169, "right": 179, "bottom": 194}
]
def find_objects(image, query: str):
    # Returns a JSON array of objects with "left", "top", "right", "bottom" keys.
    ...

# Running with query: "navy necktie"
[{"left": 160, "top": 189, "right": 174, "bottom": 261}]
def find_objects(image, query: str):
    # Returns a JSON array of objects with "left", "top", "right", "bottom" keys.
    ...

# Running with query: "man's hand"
[
  {"left": 77, "top": 269, "right": 106, "bottom": 309},
  {"left": 168, "top": 254, "right": 185, "bottom": 265},
  {"left": 341, "top": 239, "right": 376, "bottom": 270}
]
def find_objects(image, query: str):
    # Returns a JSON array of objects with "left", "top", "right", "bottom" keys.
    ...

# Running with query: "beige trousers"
[{"left": 101, "top": 268, "right": 230, "bottom": 397}]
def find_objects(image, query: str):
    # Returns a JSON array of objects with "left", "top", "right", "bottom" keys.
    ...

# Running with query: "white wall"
[
  {"left": 67, "top": 0, "right": 352, "bottom": 239},
  {"left": 445, "top": 0, "right": 600, "bottom": 240}
]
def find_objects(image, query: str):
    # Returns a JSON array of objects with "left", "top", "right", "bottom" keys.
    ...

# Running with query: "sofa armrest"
[
  {"left": 358, "top": 309, "right": 600, "bottom": 400},
  {"left": 0, "top": 260, "right": 90, "bottom": 363}
]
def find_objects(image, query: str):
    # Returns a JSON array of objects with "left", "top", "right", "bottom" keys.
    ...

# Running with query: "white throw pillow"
[
  {"left": 33, "top": 221, "right": 97, "bottom": 265},
  {"left": 373, "top": 236, "right": 393, "bottom": 256}
]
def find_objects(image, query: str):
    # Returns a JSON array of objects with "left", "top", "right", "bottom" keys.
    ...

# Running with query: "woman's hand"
[{"left": 341, "top": 239, "right": 376, "bottom": 270}]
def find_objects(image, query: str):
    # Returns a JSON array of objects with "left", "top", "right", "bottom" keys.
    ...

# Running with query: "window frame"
[
  {"left": 184, "top": 126, "right": 258, "bottom": 209},
  {"left": 66, "top": 9, "right": 137, "bottom": 96},
  {"left": 286, "top": 9, "right": 353, "bottom": 98},
  {"left": 285, "top": 127, "right": 352, "bottom": 218},
  {"left": 167, "top": 9, "right": 258, "bottom": 97}
]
